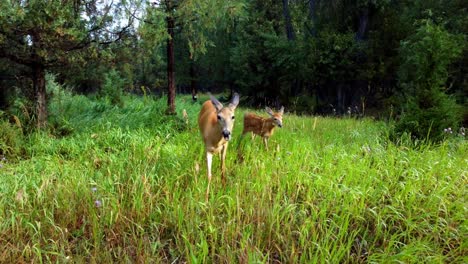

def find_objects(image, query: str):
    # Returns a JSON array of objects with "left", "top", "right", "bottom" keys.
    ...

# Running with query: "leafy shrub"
[
  {"left": 394, "top": 20, "right": 464, "bottom": 142},
  {"left": 101, "top": 69, "right": 126, "bottom": 107},
  {"left": 315, "top": 31, "right": 358, "bottom": 82},
  {"left": 7, "top": 96, "right": 35, "bottom": 133},
  {"left": 394, "top": 88, "right": 462, "bottom": 141},
  {"left": 290, "top": 95, "right": 316, "bottom": 114},
  {"left": 0, "top": 115, "right": 23, "bottom": 159},
  {"left": 46, "top": 73, "right": 75, "bottom": 136}
]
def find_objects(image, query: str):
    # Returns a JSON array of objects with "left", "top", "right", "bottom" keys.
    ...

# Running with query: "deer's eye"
[
  {"left": 232, "top": 116, "right": 235, "bottom": 120},
  {"left": 217, "top": 115, "right": 222, "bottom": 120}
]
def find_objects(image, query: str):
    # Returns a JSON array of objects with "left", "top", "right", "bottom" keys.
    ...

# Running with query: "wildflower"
[
  {"left": 94, "top": 200, "right": 102, "bottom": 208},
  {"left": 361, "top": 145, "right": 371, "bottom": 154},
  {"left": 91, "top": 187, "right": 97, "bottom": 192},
  {"left": 459, "top": 127, "right": 466, "bottom": 137},
  {"left": 15, "top": 189, "right": 25, "bottom": 202},
  {"left": 330, "top": 104, "right": 336, "bottom": 115},
  {"left": 182, "top": 109, "right": 189, "bottom": 126}
]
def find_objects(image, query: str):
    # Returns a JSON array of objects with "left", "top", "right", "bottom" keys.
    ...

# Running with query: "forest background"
[{"left": 0, "top": 0, "right": 466, "bottom": 140}]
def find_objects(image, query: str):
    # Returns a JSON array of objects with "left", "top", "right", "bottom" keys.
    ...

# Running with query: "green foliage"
[
  {"left": 48, "top": 92, "right": 193, "bottom": 135},
  {"left": 0, "top": 114, "right": 23, "bottom": 159},
  {"left": 315, "top": 31, "right": 359, "bottom": 82},
  {"left": 289, "top": 94, "right": 317, "bottom": 114},
  {"left": 6, "top": 96, "right": 35, "bottom": 133},
  {"left": 394, "top": 88, "right": 462, "bottom": 142},
  {"left": 230, "top": 0, "right": 303, "bottom": 102},
  {"left": 46, "top": 74, "right": 75, "bottom": 136},
  {"left": 3, "top": 0, "right": 467, "bottom": 117},
  {"left": 231, "top": 31, "right": 304, "bottom": 99},
  {"left": 395, "top": 20, "right": 464, "bottom": 141},
  {"left": 100, "top": 69, "right": 126, "bottom": 107},
  {"left": 1, "top": 0, "right": 140, "bottom": 128},
  {"left": 398, "top": 20, "right": 464, "bottom": 93},
  {"left": 0, "top": 0, "right": 91, "bottom": 64}
]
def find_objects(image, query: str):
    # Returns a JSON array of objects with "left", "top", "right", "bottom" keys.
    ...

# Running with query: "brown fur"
[
  {"left": 198, "top": 100, "right": 227, "bottom": 154},
  {"left": 242, "top": 107, "right": 284, "bottom": 150},
  {"left": 198, "top": 94, "right": 239, "bottom": 201},
  {"left": 242, "top": 113, "right": 277, "bottom": 138}
]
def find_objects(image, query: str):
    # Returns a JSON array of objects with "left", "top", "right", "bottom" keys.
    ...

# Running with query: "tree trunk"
[
  {"left": 355, "top": 7, "right": 369, "bottom": 63},
  {"left": 282, "top": 0, "right": 299, "bottom": 96},
  {"left": 190, "top": 59, "right": 197, "bottom": 101},
  {"left": 166, "top": 2, "right": 176, "bottom": 114},
  {"left": 282, "top": 0, "right": 295, "bottom": 41},
  {"left": 356, "top": 7, "right": 369, "bottom": 41},
  {"left": 308, "top": 0, "right": 317, "bottom": 37},
  {"left": 337, "top": 83, "right": 344, "bottom": 114},
  {"left": 33, "top": 64, "right": 47, "bottom": 128},
  {"left": 0, "top": 84, "right": 7, "bottom": 110}
]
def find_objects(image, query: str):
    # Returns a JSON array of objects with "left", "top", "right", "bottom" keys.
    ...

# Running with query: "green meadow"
[{"left": 0, "top": 94, "right": 466, "bottom": 263}]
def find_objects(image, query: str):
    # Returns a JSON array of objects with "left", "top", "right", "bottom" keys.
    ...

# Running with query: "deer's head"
[
  {"left": 210, "top": 93, "right": 240, "bottom": 141},
  {"left": 266, "top": 106, "right": 284, "bottom": 128}
]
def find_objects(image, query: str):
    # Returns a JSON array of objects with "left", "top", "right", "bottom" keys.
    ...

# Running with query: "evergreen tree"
[{"left": 0, "top": 0, "right": 135, "bottom": 128}]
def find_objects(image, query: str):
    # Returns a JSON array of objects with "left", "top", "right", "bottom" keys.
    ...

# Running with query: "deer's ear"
[
  {"left": 279, "top": 106, "right": 284, "bottom": 115},
  {"left": 266, "top": 107, "right": 274, "bottom": 116},
  {"left": 210, "top": 94, "right": 223, "bottom": 111},
  {"left": 228, "top": 93, "right": 239, "bottom": 109}
]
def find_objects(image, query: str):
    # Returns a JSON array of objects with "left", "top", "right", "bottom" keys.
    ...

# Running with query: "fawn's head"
[
  {"left": 210, "top": 93, "right": 240, "bottom": 141},
  {"left": 266, "top": 106, "right": 284, "bottom": 128}
]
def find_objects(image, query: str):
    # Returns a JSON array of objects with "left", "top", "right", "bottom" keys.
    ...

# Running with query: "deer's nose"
[{"left": 222, "top": 130, "right": 231, "bottom": 140}]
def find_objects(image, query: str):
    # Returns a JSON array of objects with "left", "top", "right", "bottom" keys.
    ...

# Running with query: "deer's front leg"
[
  {"left": 205, "top": 151, "right": 213, "bottom": 202},
  {"left": 263, "top": 137, "right": 269, "bottom": 151},
  {"left": 221, "top": 143, "right": 228, "bottom": 186}
]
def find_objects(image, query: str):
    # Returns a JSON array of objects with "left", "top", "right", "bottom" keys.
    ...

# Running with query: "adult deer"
[
  {"left": 242, "top": 106, "right": 284, "bottom": 150},
  {"left": 198, "top": 93, "right": 239, "bottom": 201}
]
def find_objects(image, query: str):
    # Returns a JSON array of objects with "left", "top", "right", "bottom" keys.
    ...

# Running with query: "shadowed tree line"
[{"left": 1, "top": 0, "right": 466, "bottom": 140}]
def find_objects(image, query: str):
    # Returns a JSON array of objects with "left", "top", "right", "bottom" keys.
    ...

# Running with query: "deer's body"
[
  {"left": 198, "top": 94, "right": 239, "bottom": 201},
  {"left": 199, "top": 101, "right": 227, "bottom": 153},
  {"left": 242, "top": 107, "right": 284, "bottom": 150},
  {"left": 243, "top": 113, "right": 278, "bottom": 138}
]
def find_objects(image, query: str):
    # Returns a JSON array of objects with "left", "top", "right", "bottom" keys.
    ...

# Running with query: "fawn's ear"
[
  {"left": 279, "top": 106, "right": 284, "bottom": 115},
  {"left": 266, "top": 107, "right": 274, "bottom": 117},
  {"left": 228, "top": 93, "right": 239, "bottom": 109},
  {"left": 209, "top": 94, "right": 223, "bottom": 112}
]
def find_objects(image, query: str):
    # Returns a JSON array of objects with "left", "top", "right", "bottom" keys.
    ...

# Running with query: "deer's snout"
[{"left": 222, "top": 130, "right": 231, "bottom": 140}]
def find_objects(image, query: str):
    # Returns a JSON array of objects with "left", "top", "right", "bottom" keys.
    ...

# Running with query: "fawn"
[{"left": 241, "top": 106, "right": 284, "bottom": 150}]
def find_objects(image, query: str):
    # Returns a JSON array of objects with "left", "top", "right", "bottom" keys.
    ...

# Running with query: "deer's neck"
[{"left": 263, "top": 118, "right": 276, "bottom": 133}]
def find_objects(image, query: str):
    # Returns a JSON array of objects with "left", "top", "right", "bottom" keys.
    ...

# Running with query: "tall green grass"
[{"left": 0, "top": 94, "right": 466, "bottom": 263}]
